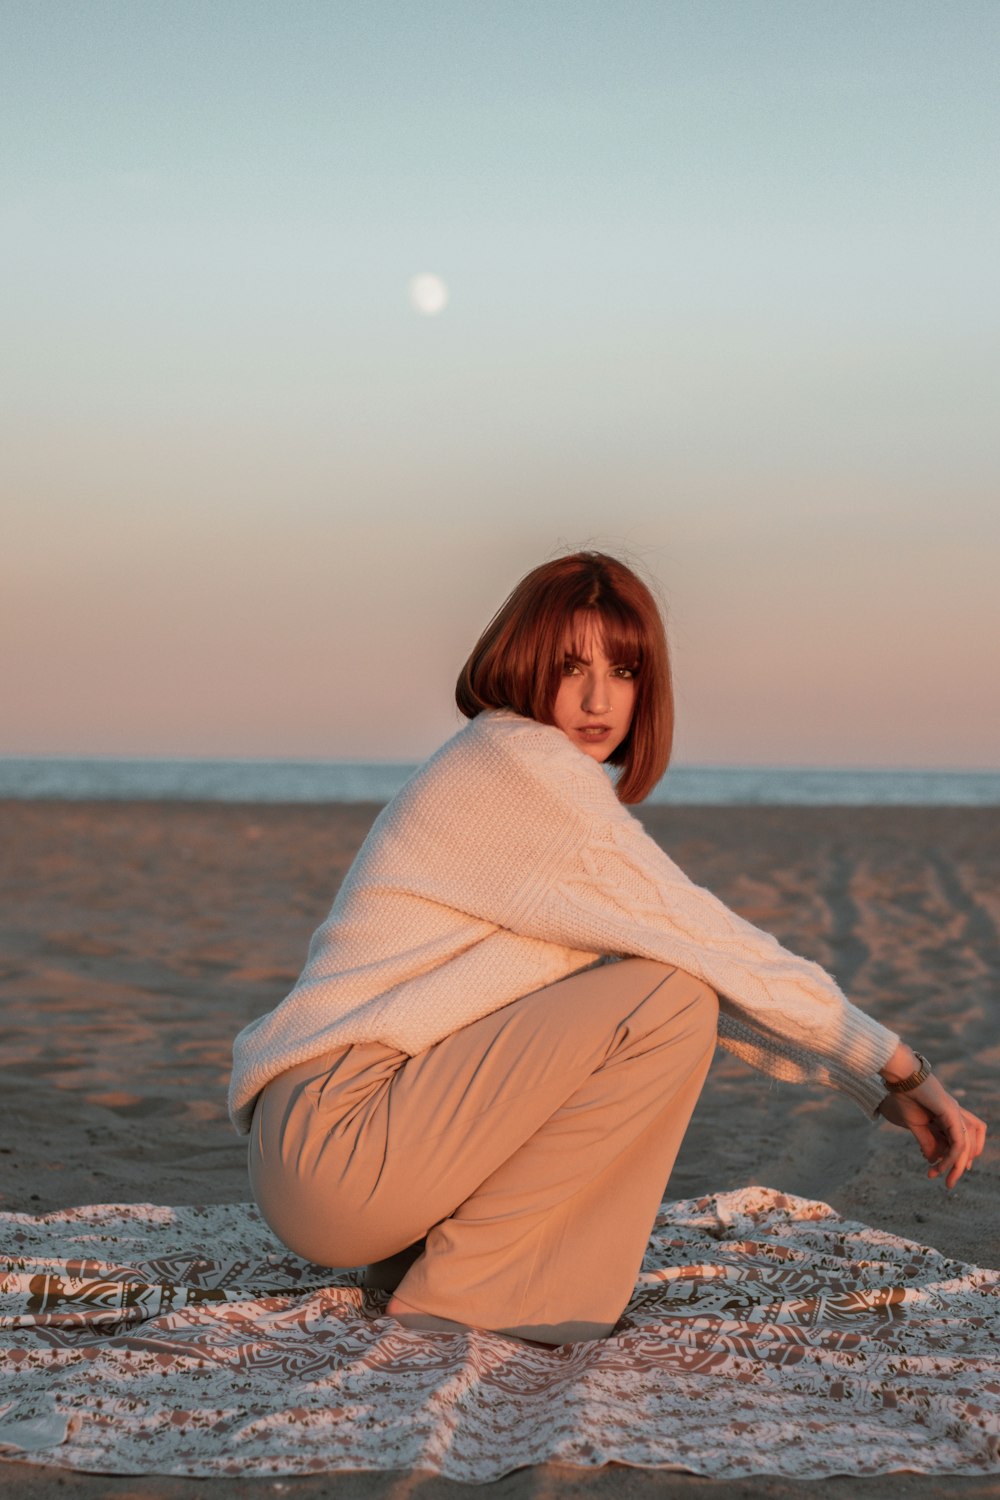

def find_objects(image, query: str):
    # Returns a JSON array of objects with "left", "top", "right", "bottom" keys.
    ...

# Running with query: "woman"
[{"left": 229, "top": 551, "right": 985, "bottom": 1346}]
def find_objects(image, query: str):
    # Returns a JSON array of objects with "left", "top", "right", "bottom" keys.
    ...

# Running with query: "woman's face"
[{"left": 551, "top": 617, "right": 637, "bottom": 763}]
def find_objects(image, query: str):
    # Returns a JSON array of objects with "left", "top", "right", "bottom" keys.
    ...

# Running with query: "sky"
[{"left": 2, "top": 0, "right": 998, "bottom": 769}]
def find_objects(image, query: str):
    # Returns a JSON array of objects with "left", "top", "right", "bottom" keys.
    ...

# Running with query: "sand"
[{"left": 1, "top": 799, "right": 997, "bottom": 1499}]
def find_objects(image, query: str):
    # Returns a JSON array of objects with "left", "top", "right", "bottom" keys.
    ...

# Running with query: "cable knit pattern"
[{"left": 228, "top": 711, "right": 898, "bottom": 1133}]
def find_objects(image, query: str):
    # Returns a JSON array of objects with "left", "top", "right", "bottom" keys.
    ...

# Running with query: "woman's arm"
[{"left": 518, "top": 800, "right": 902, "bottom": 1102}]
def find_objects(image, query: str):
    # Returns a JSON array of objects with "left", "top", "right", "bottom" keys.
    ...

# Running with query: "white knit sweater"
[{"left": 228, "top": 710, "right": 899, "bottom": 1133}]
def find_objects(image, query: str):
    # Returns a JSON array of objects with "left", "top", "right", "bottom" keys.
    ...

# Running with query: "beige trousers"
[{"left": 249, "top": 958, "right": 718, "bottom": 1344}]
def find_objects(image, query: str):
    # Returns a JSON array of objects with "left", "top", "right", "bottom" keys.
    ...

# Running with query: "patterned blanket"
[{"left": 1, "top": 1187, "right": 997, "bottom": 1481}]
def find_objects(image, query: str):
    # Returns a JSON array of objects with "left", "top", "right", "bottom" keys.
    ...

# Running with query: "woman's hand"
[{"left": 877, "top": 1074, "right": 986, "bottom": 1191}]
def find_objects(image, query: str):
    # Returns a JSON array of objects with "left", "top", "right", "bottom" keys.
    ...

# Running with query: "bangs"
[{"left": 566, "top": 605, "right": 645, "bottom": 671}]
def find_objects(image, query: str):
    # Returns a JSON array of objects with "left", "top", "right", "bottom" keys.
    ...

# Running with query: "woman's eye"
[
  {"left": 562, "top": 660, "right": 581, "bottom": 675},
  {"left": 613, "top": 666, "right": 635, "bottom": 679}
]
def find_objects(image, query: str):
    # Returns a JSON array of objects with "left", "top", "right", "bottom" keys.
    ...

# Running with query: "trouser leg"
[
  {"left": 250, "top": 958, "right": 717, "bottom": 1343},
  {"left": 395, "top": 962, "right": 717, "bottom": 1341}
]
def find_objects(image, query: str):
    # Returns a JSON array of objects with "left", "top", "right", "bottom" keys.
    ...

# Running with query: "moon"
[{"left": 408, "top": 273, "right": 449, "bottom": 316}]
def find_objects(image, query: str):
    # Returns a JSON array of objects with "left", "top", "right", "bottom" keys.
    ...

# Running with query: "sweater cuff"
[
  {"left": 833, "top": 1000, "right": 900, "bottom": 1082},
  {"left": 822, "top": 1010, "right": 898, "bottom": 1118},
  {"left": 838, "top": 1070, "right": 892, "bottom": 1120}
]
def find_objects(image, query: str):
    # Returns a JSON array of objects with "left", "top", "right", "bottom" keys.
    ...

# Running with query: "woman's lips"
[{"left": 577, "top": 725, "right": 612, "bottom": 739}]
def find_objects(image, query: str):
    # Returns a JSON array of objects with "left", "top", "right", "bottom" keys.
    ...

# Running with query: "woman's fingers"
[
  {"left": 926, "top": 1106, "right": 986, "bottom": 1190},
  {"left": 960, "top": 1107, "right": 988, "bottom": 1166},
  {"left": 925, "top": 1106, "right": 966, "bottom": 1187},
  {"left": 925, "top": 1118, "right": 950, "bottom": 1158}
]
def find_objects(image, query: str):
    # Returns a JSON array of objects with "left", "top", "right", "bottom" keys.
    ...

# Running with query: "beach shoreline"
[{"left": 2, "top": 800, "right": 997, "bottom": 1497}]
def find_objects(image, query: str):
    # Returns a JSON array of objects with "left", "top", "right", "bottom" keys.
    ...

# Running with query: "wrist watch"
[{"left": 882, "top": 1052, "right": 932, "bottom": 1094}]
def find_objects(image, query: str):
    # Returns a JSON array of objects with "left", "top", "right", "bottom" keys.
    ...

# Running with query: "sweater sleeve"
[{"left": 490, "top": 723, "right": 898, "bottom": 1117}]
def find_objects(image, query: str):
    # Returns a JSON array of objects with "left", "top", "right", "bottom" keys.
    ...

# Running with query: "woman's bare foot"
[{"left": 386, "top": 1294, "right": 469, "bottom": 1336}]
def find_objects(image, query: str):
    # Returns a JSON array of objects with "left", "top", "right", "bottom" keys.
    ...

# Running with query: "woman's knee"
[
  {"left": 691, "top": 978, "right": 719, "bottom": 1043},
  {"left": 631, "top": 961, "right": 718, "bottom": 1042},
  {"left": 677, "top": 971, "right": 718, "bottom": 1040},
  {"left": 614, "top": 957, "right": 677, "bottom": 999},
  {"left": 688, "top": 973, "right": 719, "bottom": 1022}
]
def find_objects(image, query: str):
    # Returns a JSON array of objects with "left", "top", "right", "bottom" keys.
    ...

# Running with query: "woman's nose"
[{"left": 582, "top": 676, "right": 610, "bottom": 713}]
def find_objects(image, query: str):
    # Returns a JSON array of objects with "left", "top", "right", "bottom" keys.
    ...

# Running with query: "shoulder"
[
  {"left": 467, "top": 708, "right": 577, "bottom": 761},
  {"left": 467, "top": 709, "right": 609, "bottom": 779},
  {"left": 464, "top": 711, "right": 632, "bottom": 824},
  {"left": 390, "top": 710, "right": 619, "bottom": 818}
]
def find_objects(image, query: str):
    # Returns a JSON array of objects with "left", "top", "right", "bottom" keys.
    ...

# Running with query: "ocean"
[{"left": 2, "top": 757, "right": 998, "bottom": 806}]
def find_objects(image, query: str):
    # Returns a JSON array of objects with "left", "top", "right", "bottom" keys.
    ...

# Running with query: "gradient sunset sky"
[{"left": 4, "top": 1, "right": 998, "bottom": 769}]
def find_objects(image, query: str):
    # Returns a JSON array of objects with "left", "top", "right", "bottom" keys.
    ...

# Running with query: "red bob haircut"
[{"left": 455, "top": 551, "right": 673, "bottom": 804}]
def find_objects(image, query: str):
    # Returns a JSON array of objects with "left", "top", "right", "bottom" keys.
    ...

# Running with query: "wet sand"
[{"left": 1, "top": 800, "right": 997, "bottom": 1498}]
